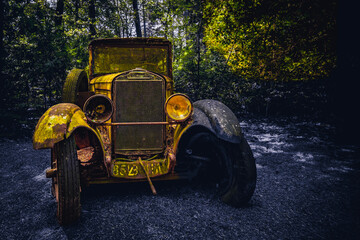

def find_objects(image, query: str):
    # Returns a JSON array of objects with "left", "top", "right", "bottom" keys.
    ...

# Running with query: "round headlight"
[
  {"left": 165, "top": 94, "right": 192, "bottom": 122},
  {"left": 83, "top": 94, "right": 114, "bottom": 123}
]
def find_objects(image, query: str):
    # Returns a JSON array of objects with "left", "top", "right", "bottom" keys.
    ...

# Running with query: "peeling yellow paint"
[
  {"left": 33, "top": 103, "right": 103, "bottom": 152},
  {"left": 66, "top": 110, "right": 90, "bottom": 138}
]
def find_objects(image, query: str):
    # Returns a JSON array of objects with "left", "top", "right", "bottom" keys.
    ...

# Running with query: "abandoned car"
[{"left": 33, "top": 38, "right": 257, "bottom": 225}]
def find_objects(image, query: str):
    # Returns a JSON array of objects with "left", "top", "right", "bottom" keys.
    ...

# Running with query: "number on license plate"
[{"left": 113, "top": 162, "right": 163, "bottom": 177}]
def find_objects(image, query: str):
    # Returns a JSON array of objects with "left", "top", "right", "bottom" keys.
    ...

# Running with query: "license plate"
[{"left": 111, "top": 159, "right": 168, "bottom": 179}]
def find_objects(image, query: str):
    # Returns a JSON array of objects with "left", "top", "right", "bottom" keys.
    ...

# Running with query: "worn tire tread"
[
  {"left": 54, "top": 135, "right": 81, "bottom": 225},
  {"left": 221, "top": 138, "right": 257, "bottom": 207}
]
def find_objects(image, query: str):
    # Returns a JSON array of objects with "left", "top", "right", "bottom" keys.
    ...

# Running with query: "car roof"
[{"left": 88, "top": 38, "right": 171, "bottom": 48}]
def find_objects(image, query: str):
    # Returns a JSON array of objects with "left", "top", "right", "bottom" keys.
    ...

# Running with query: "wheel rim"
[{"left": 183, "top": 132, "right": 232, "bottom": 194}]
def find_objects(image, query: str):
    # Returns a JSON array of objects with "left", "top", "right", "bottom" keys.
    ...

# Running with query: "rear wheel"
[
  {"left": 177, "top": 131, "right": 256, "bottom": 207},
  {"left": 52, "top": 135, "right": 81, "bottom": 225}
]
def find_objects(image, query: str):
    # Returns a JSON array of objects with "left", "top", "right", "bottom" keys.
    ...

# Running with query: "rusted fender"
[
  {"left": 33, "top": 103, "right": 101, "bottom": 149},
  {"left": 187, "top": 99, "right": 243, "bottom": 143}
]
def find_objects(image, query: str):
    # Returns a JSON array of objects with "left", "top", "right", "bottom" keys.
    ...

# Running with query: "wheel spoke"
[{"left": 185, "top": 154, "right": 211, "bottom": 162}]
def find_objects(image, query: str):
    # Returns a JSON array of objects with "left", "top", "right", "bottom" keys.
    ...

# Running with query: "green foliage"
[
  {"left": 203, "top": 0, "right": 337, "bottom": 81},
  {"left": 0, "top": 0, "right": 336, "bottom": 137}
]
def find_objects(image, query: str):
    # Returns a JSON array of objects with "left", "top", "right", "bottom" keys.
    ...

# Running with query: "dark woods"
[{"left": 0, "top": 0, "right": 347, "bottom": 140}]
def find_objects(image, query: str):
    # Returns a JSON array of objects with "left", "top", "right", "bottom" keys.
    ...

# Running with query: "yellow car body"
[
  {"left": 33, "top": 38, "right": 192, "bottom": 184},
  {"left": 33, "top": 38, "right": 256, "bottom": 225}
]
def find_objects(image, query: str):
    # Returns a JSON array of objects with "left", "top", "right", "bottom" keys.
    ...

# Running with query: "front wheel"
[
  {"left": 220, "top": 138, "right": 257, "bottom": 206},
  {"left": 52, "top": 135, "right": 81, "bottom": 225},
  {"left": 177, "top": 131, "right": 256, "bottom": 207}
]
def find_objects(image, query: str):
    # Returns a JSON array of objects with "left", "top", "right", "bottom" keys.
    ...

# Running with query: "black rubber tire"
[
  {"left": 178, "top": 131, "right": 256, "bottom": 207},
  {"left": 220, "top": 137, "right": 257, "bottom": 207},
  {"left": 53, "top": 135, "right": 81, "bottom": 225},
  {"left": 62, "top": 69, "right": 88, "bottom": 104}
]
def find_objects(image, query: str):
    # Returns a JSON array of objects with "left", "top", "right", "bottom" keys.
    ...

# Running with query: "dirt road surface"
[{"left": 1, "top": 118, "right": 359, "bottom": 239}]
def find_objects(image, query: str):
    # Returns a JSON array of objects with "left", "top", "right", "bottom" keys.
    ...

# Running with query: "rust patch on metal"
[
  {"left": 77, "top": 147, "right": 95, "bottom": 165},
  {"left": 83, "top": 94, "right": 114, "bottom": 123},
  {"left": 33, "top": 103, "right": 81, "bottom": 149},
  {"left": 97, "top": 125, "right": 112, "bottom": 175},
  {"left": 33, "top": 103, "right": 105, "bottom": 157},
  {"left": 87, "top": 172, "right": 182, "bottom": 184},
  {"left": 168, "top": 150, "right": 176, "bottom": 174},
  {"left": 46, "top": 168, "right": 57, "bottom": 178},
  {"left": 33, "top": 138, "right": 58, "bottom": 150},
  {"left": 53, "top": 124, "right": 67, "bottom": 133}
]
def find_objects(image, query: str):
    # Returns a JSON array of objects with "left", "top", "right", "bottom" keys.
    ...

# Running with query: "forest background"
[{"left": 0, "top": 0, "right": 358, "bottom": 142}]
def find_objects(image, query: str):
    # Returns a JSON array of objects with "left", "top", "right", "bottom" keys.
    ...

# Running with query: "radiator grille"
[{"left": 113, "top": 76, "right": 165, "bottom": 154}]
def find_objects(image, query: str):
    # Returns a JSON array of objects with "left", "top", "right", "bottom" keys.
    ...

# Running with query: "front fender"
[
  {"left": 33, "top": 103, "right": 101, "bottom": 150},
  {"left": 189, "top": 99, "right": 243, "bottom": 143}
]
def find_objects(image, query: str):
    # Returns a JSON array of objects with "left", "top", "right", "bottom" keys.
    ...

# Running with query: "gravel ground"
[{"left": 0, "top": 117, "right": 359, "bottom": 240}]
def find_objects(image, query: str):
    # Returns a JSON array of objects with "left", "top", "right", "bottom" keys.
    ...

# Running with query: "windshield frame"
[{"left": 88, "top": 38, "right": 172, "bottom": 79}]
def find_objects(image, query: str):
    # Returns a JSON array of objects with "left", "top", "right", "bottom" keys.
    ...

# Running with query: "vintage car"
[{"left": 33, "top": 38, "right": 256, "bottom": 225}]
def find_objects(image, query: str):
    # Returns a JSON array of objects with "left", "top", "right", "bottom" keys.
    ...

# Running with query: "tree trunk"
[
  {"left": 74, "top": 0, "right": 79, "bottom": 22},
  {"left": 54, "top": 0, "right": 64, "bottom": 27},
  {"left": 124, "top": 11, "right": 130, "bottom": 37},
  {"left": 142, "top": 1, "right": 146, "bottom": 37},
  {"left": 132, "top": 0, "right": 142, "bottom": 37},
  {"left": 89, "top": 0, "right": 96, "bottom": 38}
]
